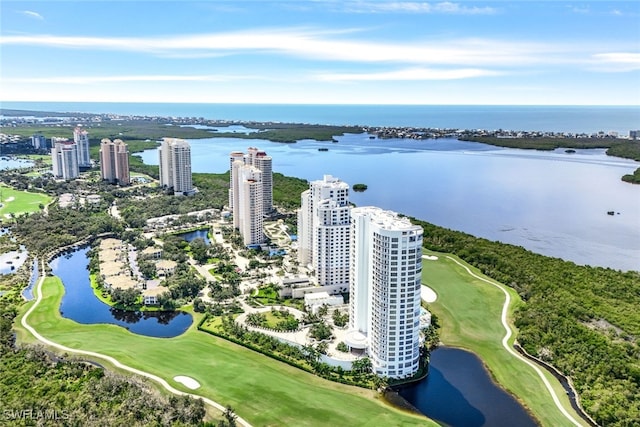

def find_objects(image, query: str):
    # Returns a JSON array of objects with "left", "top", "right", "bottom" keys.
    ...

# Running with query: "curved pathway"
[
  {"left": 445, "top": 256, "right": 583, "bottom": 427},
  {"left": 21, "top": 260, "right": 253, "bottom": 427}
]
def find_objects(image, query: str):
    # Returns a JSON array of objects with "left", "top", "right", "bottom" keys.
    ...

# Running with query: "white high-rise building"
[
  {"left": 348, "top": 207, "right": 423, "bottom": 379},
  {"left": 100, "top": 138, "right": 130, "bottom": 185},
  {"left": 158, "top": 138, "right": 193, "bottom": 195},
  {"left": 228, "top": 148, "right": 272, "bottom": 214},
  {"left": 73, "top": 127, "right": 91, "bottom": 168},
  {"left": 297, "top": 175, "right": 351, "bottom": 291},
  {"left": 228, "top": 151, "right": 245, "bottom": 210},
  {"left": 51, "top": 141, "right": 79, "bottom": 180},
  {"left": 31, "top": 134, "right": 47, "bottom": 150},
  {"left": 246, "top": 147, "right": 273, "bottom": 214},
  {"left": 231, "top": 161, "right": 265, "bottom": 245}
]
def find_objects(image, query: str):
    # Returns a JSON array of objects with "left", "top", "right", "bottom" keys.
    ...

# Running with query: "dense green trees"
[
  {"left": 110, "top": 287, "right": 142, "bottom": 308},
  {"left": 0, "top": 298, "right": 206, "bottom": 426},
  {"left": 189, "top": 237, "right": 209, "bottom": 264},
  {"left": 332, "top": 310, "right": 349, "bottom": 327},
  {"left": 12, "top": 205, "right": 123, "bottom": 254}
]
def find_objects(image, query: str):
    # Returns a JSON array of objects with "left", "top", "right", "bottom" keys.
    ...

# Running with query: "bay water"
[{"left": 138, "top": 132, "right": 640, "bottom": 272}]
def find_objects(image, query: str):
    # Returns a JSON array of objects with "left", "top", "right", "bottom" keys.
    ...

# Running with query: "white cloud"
[
  {"left": 20, "top": 10, "right": 44, "bottom": 20},
  {"left": 316, "top": 67, "right": 503, "bottom": 81},
  {"left": 591, "top": 52, "right": 640, "bottom": 72},
  {"left": 0, "top": 29, "right": 559, "bottom": 67},
  {"left": 342, "top": 1, "right": 497, "bottom": 14}
]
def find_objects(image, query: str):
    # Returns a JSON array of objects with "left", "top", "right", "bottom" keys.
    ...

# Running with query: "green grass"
[
  {"left": 16, "top": 276, "right": 432, "bottom": 427},
  {"left": 422, "top": 249, "right": 588, "bottom": 427},
  {"left": 0, "top": 184, "right": 51, "bottom": 220}
]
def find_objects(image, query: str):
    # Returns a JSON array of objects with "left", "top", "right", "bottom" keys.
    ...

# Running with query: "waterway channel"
[{"left": 51, "top": 247, "right": 192, "bottom": 338}]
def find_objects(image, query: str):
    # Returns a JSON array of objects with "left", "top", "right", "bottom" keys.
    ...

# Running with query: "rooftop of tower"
[{"left": 352, "top": 206, "right": 421, "bottom": 232}]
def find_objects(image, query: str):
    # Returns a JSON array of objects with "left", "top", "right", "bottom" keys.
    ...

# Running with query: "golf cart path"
[{"left": 21, "top": 261, "right": 253, "bottom": 427}]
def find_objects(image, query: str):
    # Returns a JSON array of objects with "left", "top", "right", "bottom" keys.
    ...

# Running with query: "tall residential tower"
[
  {"left": 232, "top": 161, "right": 265, "bottom": 245},
  {"left": 159, "top": 138, "right": 193, "bottom": 195},
  {"left": 228, "top": 148, "right": 272, "bottom": 214},
  {"left": 228, "top": 148, "right": 273, "bottom": 246},
  {"left": 73, "top": 127, "right": 91, "bottom": 169},
  {"left": 348, "top": 207, "right": 423, "bottom": 379},
  {"left": 51, "top": 141, "right": 79, "bottom": 180},
  {"left": 99, "top": 138, "right": 130, "bottom": 185},
  {"left": 297, "top": 175, "right": 351, "bottom": 292}
]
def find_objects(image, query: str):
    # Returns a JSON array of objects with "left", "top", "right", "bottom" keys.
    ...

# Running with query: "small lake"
[
  {"left": 0, "top": 157, "right": 34, "bottom": 170},
  {"left": 399, "top": 347, "right": 538, "bottom": 427},
  {"left": 0, "top": 245, "right": 28, "bottom": 274},
  {"left": 177, "top": 229, "right": 211, "bottom": 245},
  {"left": 51, "top": 247, "right": 192, "bottom": 338}
]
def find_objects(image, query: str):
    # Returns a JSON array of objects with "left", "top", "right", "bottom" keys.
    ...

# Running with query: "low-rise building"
[
  {"left": 304, "top": 291, "right": 344, "bottom": 314},
  {"left": 141, "top": 246, "right": 163, "bottom": 259}
]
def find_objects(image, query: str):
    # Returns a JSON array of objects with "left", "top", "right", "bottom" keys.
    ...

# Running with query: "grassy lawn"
[
  {"left": 16, "top": 276, "right": 432, "bottom": 426},
  {"left": 20, "top": 154, "right": 52, "bottom": 165},
  {"left": 0, "top": 184, "right": 51, "bottom": 220},
  {"left": 422, "top": 249, "right": 588, "bottom": 427}
]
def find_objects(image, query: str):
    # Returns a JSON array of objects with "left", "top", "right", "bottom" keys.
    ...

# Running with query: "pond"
[
  {"left": 51, "top": 247, "right": 192, "bottom": 338},
  {"left": 0, "top": 246, "right": 29, "bottom": 275},
  {"left": 177, "top": 229, "right": 211, "bottom": 246},
  {"left": 21, "top": 257, "right": 39, "bottom": 300},
  {"left": 399, "top": 347, "right": 538, "bottom": 427}
]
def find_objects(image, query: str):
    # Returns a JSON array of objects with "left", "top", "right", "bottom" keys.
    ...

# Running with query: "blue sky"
[{"left": 1, "top": 1, "right": 639, "bottom": 105}]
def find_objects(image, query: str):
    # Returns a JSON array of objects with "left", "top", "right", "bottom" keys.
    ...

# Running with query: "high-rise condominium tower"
[
  {"left": 228, "top": 148, "right": 272, "bottom": 214},
  {"left": 297, "top": 175, "right": 351, "bottom": 290},
  {"left": 51, "top": 141, "right": 79, "bottom": 180},
  {"left": 100, "top": 138, "right": 130, "bottom": 185},
  {"left": 73, "top": 127, "right": 91, "bottom": 169},
  {"left": 231, "top": 161, "right": 265, "bottom": 246},
  {"left": 349, "top": 207, "right": 423, "bottom": 378},
  {"left": 158, "top": 138, "right": 193, "bottom": 195}
]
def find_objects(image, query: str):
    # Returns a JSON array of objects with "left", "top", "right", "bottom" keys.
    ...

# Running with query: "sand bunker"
[
  {"left": 422, "top": 255, "right": 438, "bottom": 261},
  {"left": 174, "top": 375, "right": 201, "bottom": 390},
  {"left": 4, "top": 197, "right": 15, "bottom": 202},
  {"left": 421, "top": 286, "right": 437, "bottom": 303}
]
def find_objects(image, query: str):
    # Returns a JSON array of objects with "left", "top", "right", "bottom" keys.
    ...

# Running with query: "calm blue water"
[
  {"left": 51, "top": 247, "right": 192, "bottom": 338},
  {"left": 21, "top": 258, "right": 39, "bottom": 301},
  {"left": 0, "top": 157, "right": 34, "bottom": 170},
  {"left": 2, "top": 102, "right": 639, "bottom": 134},
  {"left": 400, "top": 347, "right": 538, "bottom": 427},
  {"left": 178, "top": 229, "right": 211, "bottom": 246},
  {"left": 139, "top": 134, "right": 640, "bottom": 271}
]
